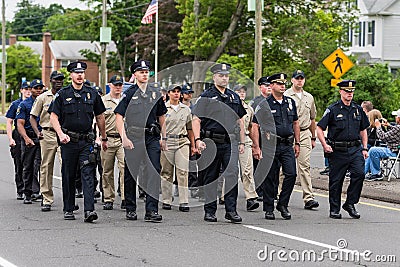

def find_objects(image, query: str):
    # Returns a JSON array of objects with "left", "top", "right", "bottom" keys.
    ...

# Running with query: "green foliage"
[{"left": 0, "top": 44, "right": 41, "bottom": 101}]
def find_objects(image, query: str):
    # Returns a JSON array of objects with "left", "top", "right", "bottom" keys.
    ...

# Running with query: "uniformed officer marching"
[
  {"left": 101, "top": 75, "right": 125, "bottom": 211},
  {"left": 49, "top": 61, "right": 107, "bottom": 222},
  {"left": 317, "top": 80, "right": 369, "bottom": 219},
  {"left": 252, "top": 73, "right": 300, "bottom": 220},
  {"left": 30, "top": 71, "right": 65, "bottom": 212},
  {"left": 16, "top": 79, "right": 44, "bottom": 204},
  {"left": 192, "top": 63, "right": 246, "bottom": 223},
  {"left": 6, "top": 81, "right": 32, "bottom": 200},
  {"left": 115, "top": 59, "right": 167, "bottom": 222}
]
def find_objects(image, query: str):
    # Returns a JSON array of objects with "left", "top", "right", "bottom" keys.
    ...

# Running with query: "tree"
[
  {"left": 0, "top": 44, "right": 41, "bottom": 101},
  {"left": 10, "top": 0, "right": 65, "bottom": 41}
]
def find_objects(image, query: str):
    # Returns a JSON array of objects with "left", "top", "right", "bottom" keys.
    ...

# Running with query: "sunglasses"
[{"left": 342, "top": 89, "right": 355, "bottom": 93}]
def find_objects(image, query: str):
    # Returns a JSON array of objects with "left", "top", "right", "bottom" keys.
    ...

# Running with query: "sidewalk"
[{"left": 310, "top": 167, "right": 400, "bottom": 204}]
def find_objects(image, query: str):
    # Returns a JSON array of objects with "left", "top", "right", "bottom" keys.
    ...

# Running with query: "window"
[
  {"left": 61, "top": 60, "right": 69, "bottom": 68},
  {"left": 367, "top": 21, "right": 375, "bottom": 46}
]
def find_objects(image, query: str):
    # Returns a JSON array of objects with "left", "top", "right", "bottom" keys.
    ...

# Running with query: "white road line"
[{"left": 0, "top": 257, "right": 18, "bottom": 267}]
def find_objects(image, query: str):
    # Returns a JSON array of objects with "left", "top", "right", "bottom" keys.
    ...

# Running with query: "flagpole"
[{"left": 154, "top": 0, "right": 158, "bottom": 83}]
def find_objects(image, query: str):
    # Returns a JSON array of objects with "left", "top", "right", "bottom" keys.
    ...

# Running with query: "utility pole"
[
  {"left": 1, "top": 0, "right": 6, "bottom": 113},
  {"left": 100, "top": 0, "right": 107, "bottom": 91},
  {"left": 253, "top": 0, "right": 262, "bottom": 97}
]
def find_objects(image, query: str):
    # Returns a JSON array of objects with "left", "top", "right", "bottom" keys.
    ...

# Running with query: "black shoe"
[
  {"left": 320, "top": 167, "right": 330, "bottom": 175},
  {"left": 225, "top": 211, "right": 242, "bottom": 223},
  {"left": 218, "top": 198, "right": 225, "bottom": 205},
  {"left": 41, "top": 204, "right": 51, "bottom": 212},
  {"left": 246, "top": 199, "right": 260, "bottom": 211},
  {"left": 74, "top": 204, "right": 79, "bottom": 211},
  {"left": 126, "top": 211, "right": 137, "bottom": 220},
  {"left": 121, "top": 200, "right": 126, "bottom": 210},
  {"left": 276, "top": 204, "right": 291, "bottom": 220},
  {"left": 103, "top": 202, "right": 113, "bottom": 210},
  {"left": 162, "top": 203, "right": 172, "bottom": 210},
  {"left": 368, "top": 173, "right": 383, "bottom": 181},
  {"left": 84, "top": 211, "right": 98, "bottom": 223},
  {"left": 94, "top": 190, "right": 101, "bottom": 199},
  {"left": 256, "top": 196, "right": 263, "bottom": 202},
  {"left": 75, "top": 189, "right": 83, "bottom": 198},
  {"left": 31, "top": 193, "right": 42, "bottom": 201},
  {"left": 179, "top": 203, "right": 190, "bottom": 212},
  {"left": 304, "top": 199, "right": 319, "bottom": 210},
  {"left": 204, "top": 213, "right": 217, "bottom": 222},
  {"left": 17, "top": 193, "right": 24, "bottom": 200},
  {"left": 329, "top": 211, "right": 342, "bottom": 219},
  {"left": 144, "top": 211, "right": 162, "bottom": 223},
  {"left": 23, "top": 196, "right": 32, "bottom": 204},
  {"left": 64, "top": 211, "right": 75, "bottom": 220},
  {"left": 265, "top": 211, "right": 275, "bottom": 220},
  {"left": 342, "top": 203, "right": 360, "bottom": 219}
]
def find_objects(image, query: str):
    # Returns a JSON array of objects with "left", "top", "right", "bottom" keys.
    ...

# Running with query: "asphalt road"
[{"left": 0, "top": 135, "right": 399, "bottom": 267}]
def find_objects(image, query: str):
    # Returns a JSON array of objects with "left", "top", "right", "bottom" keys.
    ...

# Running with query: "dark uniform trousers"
[
  {"left": 203, "top": 141, "right": 239, "bottom": 214},
  {"left": 11, "top": 129, "right": 24, "bottom": 194},
  {"left": 61, "top": 139, "right": 95, "bottom": 212},
  {"left": 262, "top": 143, "right": 296, "bottom": 212},
  {"left": 124, "top": 135, "right": 161, "bottom": 213},
  {"left": 21, "top": 136, "right": 41, "bottom": 197},
  {"left": 328, "top": 146, "right": 364, "bottom": 212}
]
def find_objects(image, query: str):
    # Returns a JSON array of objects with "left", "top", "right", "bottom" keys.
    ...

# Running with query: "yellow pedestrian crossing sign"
[{"left": 323, "top": 48, "right": 354, "bottom": 79}]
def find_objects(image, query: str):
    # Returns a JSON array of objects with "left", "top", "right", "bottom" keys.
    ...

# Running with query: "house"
[
  {"left": 348, "top": 0, "right": 400, "bottom": 73},
  {"left": 9, "top": 33, "right": 117, "bottom": 86}
]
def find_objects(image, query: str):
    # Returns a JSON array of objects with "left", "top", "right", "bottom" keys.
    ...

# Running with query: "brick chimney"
[
  {"left": 9, "top": 35, "right": 17, "bottom": 45},
  {"left": 42, "top": 32, "right": 52, "bottom": 84}
]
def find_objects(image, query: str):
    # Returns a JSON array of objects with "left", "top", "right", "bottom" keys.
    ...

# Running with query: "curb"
[{"left": 310, "top": 168, "right": 400, "bottom": 205}]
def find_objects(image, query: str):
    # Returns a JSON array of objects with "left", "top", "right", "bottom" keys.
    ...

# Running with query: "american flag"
[{"left": 141, "top": 0, "right": 158, "bottom": 24}]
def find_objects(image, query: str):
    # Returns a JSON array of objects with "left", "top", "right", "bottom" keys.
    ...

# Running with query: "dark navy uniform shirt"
[
  {"left": 317, "top": 100, "right": 369, "bottom": 141},
  {"left": 6, "top": 98, "right": 22, "bottom": 127},
  {"left": 192, "top": 85, "right": 246, "bottom": 135},
  {"left": 253, "top": 94, "right": 298, "bottom": 138},
  {"left": 15, "top": 96, "right": 41, "bottom": 131},
  {"left": 114, "top": 84, "right": 167, "bottom": 128},
  {"left": 49, "top": 84, "right": 106, "bottom": 133}
]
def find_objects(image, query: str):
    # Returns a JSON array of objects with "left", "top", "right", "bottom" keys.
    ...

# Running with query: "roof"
[
  {"left": 49, "top": 40, "right": 117, "bottom": 60},
  {"left": 17, "top": 41, "right": 42, "bottom": 55},
  {"left": 362, "top": 0, "right": 398, "bottom": 14}
]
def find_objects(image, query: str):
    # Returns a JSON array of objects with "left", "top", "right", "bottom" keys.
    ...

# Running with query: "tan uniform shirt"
[
  {"left": 165, "top": 101, "right": 192, "bottom": 137},
  {"left": 284, "top": 87, "right": 316, "bottom": 130},
  {"left": 102, "top": 93, "right": 120, "bottom": 135},
  {"left": 30, "top": 90, "right": 56, "bottom": 128}
]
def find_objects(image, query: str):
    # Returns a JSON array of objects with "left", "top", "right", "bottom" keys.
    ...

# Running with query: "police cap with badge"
[
  {"left": 267, "top": 73, "right": 287, "bottom": 84},
  {"left": 31, "top": 79, "right": 44, "bottom": 88},
  {"left": 181, "top": 84, "right": 194, "bottom": 94},
  {"left": 210, "top": 63, "right": 231, "bottom": 74},
  {"left": 337, "top": 80, "right": 356, "bottom": 92},
  {"left": 130, "top": 60, "right": 151, "bottom": 73},
  {"left": 109, "top": 75, "right": 124, "bottom": 85},
  {"left": 67, "top": 61, "right": 87, "bottom": 73},
  {"left": 50, "top": 70, "right": 65, "bottom": 80},
  {"left": 21, "top": 81, "right": 31, "bottom": 89},
  {"left": 258, "top": 76, "right": 269, "bottom": 86}
]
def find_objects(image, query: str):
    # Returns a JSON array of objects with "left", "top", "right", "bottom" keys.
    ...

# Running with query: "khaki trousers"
[
  {"left": 238, "top": 136, "right": 258, "bottom": 200},
  {"left": 39, "top": 130, "right": 59, "bottom": 205},
  {"left": 160, "top": 138, "right": 189, "bottom": 204},
  {"left": 278, "top": 130, "right": 314, "bottom": 203},
  {"left": 101, "top": 137, "right": 125, "bottom": 203}
]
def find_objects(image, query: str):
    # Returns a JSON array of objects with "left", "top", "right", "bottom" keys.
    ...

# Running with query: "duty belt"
[
  {"left": 62, "top": 128, "right": 94, "bottom": 143},
  {"left": 167, "top": 134, "right": 188, "bottom": 139},
  {"left": 25, "top": 130, "right": 37, "bottom": 139},
  {"left": 201, "top": 130, "right": 235, "bottom": 144},
  {"left": 276, "top": 135, "right": 294, "bottom": 145},
  {"left": 328, "top": 140, "right": 361, "bottom": 150}
]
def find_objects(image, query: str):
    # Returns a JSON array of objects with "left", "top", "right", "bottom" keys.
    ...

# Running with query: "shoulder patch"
[{"left": 322, "top": 108, "right": 330, "bottom": 118}]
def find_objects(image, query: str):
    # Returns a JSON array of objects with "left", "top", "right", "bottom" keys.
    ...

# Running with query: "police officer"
[
  {"left": 252, "top": 73, "right": 300, "bottom": 220},
  {"left": 249, "top": 76, "right": 271, "bottom": 200},
  {"left": 101, "top": 75, "right": 125, "bottom": 210},
  {"left": 49, "top": 61, "right": 107, "bottom": 222},
  {"left": 192, "top": 63, "right": 246, "bottom": 223},
  {"left": 115, "top": 59, "right": 167, "bottom": 222},
  {"left": 6, "top": 81, "right": 32, "bottom": 200},
  {"left": 30, "top": 71, "right": 64, "bottom": 212},
  {"left": 160, "top": 84, "right": 194, "bottom": 212},
  {"left": 317, "top": 80, "right": 369, "bottom": 219},
  {"left": 16, "top": 79, "right": 44, "bottom": 204}
]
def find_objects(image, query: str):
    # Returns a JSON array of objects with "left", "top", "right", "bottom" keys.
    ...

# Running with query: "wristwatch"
[
  {"left": 101, "top": 137, "right": 108, "bottom": 141},
  {"left": 311, "top": 137, "right": 317, "bottom": 141}
]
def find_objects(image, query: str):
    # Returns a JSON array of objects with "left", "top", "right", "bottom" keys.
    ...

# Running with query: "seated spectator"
[
  {"left": 366, "top": 109, "right": 385, "bottom": 148},
  {"left": 365, "top": 119, "right": 400, "bottom": 181}
]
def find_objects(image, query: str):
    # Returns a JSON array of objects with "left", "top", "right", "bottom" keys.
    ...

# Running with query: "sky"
[{"left": 4, "top": 0, "right": 89, "bottom": 21}]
